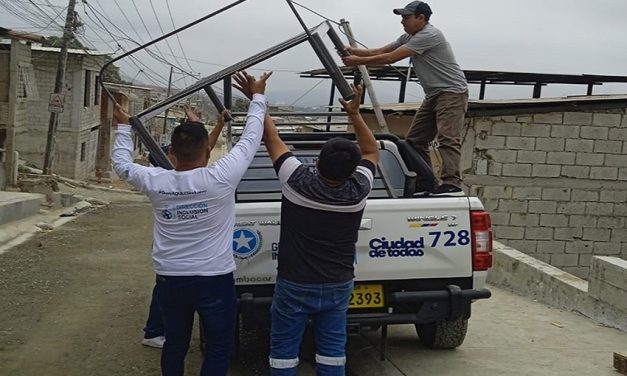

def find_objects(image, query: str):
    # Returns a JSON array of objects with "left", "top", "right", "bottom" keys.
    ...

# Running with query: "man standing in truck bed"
[
  {"left": 240, "top": 81, "right": 379, "bottom": 375},
  {"left": 342, "top": 1, "right": 468, "bottom": 197}
]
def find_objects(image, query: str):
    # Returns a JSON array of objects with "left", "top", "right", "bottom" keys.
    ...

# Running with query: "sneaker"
[
  {"left": 432, "top": 184, "right": 465, "bottom": 197},
  {"left": 142, "top": 336, "right": 165, "bottom": 349},
  {"left": 413, "top": 184, "right": 432, "bottom": 197}
]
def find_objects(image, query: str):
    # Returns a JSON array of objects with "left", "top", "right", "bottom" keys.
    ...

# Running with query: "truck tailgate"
[
  {"left": 232, "top": 197, "right": 473, "bottom": 285},
  {"left": 355, "top": 197, "right": 473, "bottom": 281}
]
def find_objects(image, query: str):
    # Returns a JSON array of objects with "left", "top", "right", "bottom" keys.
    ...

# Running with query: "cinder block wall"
[
  {"left": 15, "top": 52, "right": 104, "bottom": 179},
  {"left": 463, "top": 109, "right": 627, "bottom": 279}
]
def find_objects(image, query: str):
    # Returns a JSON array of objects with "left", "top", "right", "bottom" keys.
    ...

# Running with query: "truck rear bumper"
[
  {"left": 237, "top": 285, "right": 491, "bottom": 329},
  {"left": 349, "top": 286, "right": 491, "bottom": 326}
]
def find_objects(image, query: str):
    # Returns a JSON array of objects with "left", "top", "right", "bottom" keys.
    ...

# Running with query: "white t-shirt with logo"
[{"left": 112, "top": 94, "right": 267, "bottom": 276}]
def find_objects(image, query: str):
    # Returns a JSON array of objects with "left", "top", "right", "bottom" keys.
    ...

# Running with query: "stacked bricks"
[{"left": 467, "top": 109, "right": 627, "bottom": 279}]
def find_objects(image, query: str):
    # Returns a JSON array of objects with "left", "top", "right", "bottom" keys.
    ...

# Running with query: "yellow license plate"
[{"left": 350, "top": 284, "right": 384, "bottom": 308}]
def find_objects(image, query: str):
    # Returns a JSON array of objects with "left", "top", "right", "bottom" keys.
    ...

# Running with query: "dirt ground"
[
  {"left": 0, "top": 200, "right": 296, "bottom": 376},
  {"left": 1, "top": 193, "right": 626, "bottom": 376},
  {"left": 0, "top": 203, "right": 165, "bottom": 375}
]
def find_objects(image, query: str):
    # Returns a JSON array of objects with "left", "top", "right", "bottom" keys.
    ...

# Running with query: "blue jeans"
[
  {"left": 270, "top": 277, "right": 353, "bottom": 376},
  {"left": 144, "top": 281, "right": 164, "bottom": 339},
  {"left": 156, "top": 273, "right": 237, "bottom": 376}
]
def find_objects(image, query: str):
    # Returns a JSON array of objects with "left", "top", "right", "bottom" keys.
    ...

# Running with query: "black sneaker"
[
  {"left": 432, "top": 184, "right": 465, "bottom": 197},
  {"left": 413, "top": 184, "right": 432, "bottom": 197}
]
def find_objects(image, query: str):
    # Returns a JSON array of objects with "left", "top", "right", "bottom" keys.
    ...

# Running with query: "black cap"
[
  {"left": 393, "top": 1, "right": 432, "bottom": 17},
  {"left": 317, "top": 137, "right": 361, "bottom": 181}
]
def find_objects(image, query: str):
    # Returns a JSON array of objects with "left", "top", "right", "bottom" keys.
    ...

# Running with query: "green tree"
[
  {"left": 101, "top": 56, "right": 128, "bottom": 84},
  {"left": 232, "top": 98, "right": 250, "bottom": 112}
]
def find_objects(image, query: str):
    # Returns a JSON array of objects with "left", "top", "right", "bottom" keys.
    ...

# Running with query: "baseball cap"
[
  {"left": 317, "top": 137, "right": 361, "bottom": 181},
  {"left": 393, "top": 1, "right": 432, "bottom": 17}
]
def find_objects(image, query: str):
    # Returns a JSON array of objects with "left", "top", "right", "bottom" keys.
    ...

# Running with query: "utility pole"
[
  {"left": 43, "top": 0, "right": 77, "bottom": 175},
  {"left": 161, "top": 66, "right": 174, "bottom": 137}
]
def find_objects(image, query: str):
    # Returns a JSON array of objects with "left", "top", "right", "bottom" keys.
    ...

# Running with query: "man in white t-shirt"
[{"left": 112, "top": 71, "right": 272, "bottom": 376}]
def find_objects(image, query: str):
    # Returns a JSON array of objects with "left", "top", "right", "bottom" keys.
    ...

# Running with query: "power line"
[
  {"left": 109, "top": 0, "right": 146, "bottom": 44},
  {"left": 27, "top": 0, "right": 64, "bottom": 29},
  {"left": 290, "top": 78, "right": 326, "bottom": 106},
  {"left": 291, "top": 0, "right": 340, "bottom": 26},
  {"left": 80, "top": 3, "right": 170, "bottom": 87},
  {"left": 147, "top": 0, "right": 190, "bottom": 74},
  {"left": 83, "top": 1, "right": 196, "bottom": 78},
  {"left": 163, "top": 0, "right": 195, "bottom": 74},
  {"left": 0, "top": 0, "right": 51, "bottom": 30},
  {"left": 128, "top": 0, "right": 172, "bottom": 72}
]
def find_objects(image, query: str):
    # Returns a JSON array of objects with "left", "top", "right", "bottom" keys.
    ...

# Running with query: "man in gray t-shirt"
[{"left": 343, "top": 1, "right": 468, "bottom": 197}]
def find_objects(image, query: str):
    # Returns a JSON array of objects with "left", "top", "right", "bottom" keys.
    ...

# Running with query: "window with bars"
[
  {"left": 84, "top": 70, "right": 91, "bottom": 107},
  {"left": 17, "top": 64, "right": 38, "bottom": 100},
  {"left": 94, "top": 75, "right": 100, "bottom": 106}
]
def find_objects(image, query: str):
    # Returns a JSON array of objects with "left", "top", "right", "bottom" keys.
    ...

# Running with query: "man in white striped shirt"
[{"left": 262, "top": 85, "right": 380, "bottom": 376}]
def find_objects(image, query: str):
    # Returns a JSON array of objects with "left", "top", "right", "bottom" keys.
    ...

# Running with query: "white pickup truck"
[{"left": 231, "top": 132, "right": 492, "bottom": 353}]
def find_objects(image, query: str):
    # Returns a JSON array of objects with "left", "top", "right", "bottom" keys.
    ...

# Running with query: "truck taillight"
[{"left": 471, "top": 211, "right": 493, "bottom": 271}]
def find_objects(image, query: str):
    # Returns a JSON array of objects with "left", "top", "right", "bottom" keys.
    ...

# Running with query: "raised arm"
[
  {"left": 208, "top": 111, "right": 226, "bottom": 150},
  {"left": 211, "top": 71, "right": 272, "bottom": 186},
  {"left": 339, "top": 84, "right": 379, "bottom": 166},
  {"left": 343, "top": 46, "right": 414, "bottom": 66},
  {"left": 262, "top": 113, "right": 289, "bottom": 163},
  {"left": 111, "top": 99, "right": 152, "bottom": 191},
  {"left": 345, "top": 43, "right": 397, "bottom": 57}
]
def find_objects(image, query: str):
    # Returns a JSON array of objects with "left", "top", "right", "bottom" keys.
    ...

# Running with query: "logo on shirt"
[
  {"left": 161, "top": 209, "right": 173, "bottom": 220},
  {"left": 232, "top": 228, "right": 262, "bottom": 260}
]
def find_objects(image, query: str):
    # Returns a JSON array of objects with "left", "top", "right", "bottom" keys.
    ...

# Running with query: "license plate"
[{"left": 350, "top": 284, "right": 384, "bottom": 308}]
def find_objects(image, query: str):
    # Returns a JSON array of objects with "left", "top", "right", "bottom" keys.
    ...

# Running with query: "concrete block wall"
[
  {"left": 14, "top": 51, "right": 105, "bottom": 179},
  {"left": 464, "top": 109, "right": 627, "bottom": 279},
  {"left": 488, "top": 242, "right": 627, "bottom": 332},
  {"left": 588, "top": 256, "right": 627, "bottom": 313}
]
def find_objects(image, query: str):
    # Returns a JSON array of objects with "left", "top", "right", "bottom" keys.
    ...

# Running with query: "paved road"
[{"left": 0, "top": 202, "right": 624, "bottom": 375}]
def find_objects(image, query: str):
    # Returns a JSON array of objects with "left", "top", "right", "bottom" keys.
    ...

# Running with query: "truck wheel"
[{"left": 415, "top": 318, "right": 468, "bottom": 349}]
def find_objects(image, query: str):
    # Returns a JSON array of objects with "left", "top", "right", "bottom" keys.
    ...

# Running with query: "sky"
[{"left": 3, "top": 0, "right": 627, "bottom": 107}]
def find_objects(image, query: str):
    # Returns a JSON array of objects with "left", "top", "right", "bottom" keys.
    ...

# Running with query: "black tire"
[{"left": 415, "top": 318, "right": 468, "bottom": 349}]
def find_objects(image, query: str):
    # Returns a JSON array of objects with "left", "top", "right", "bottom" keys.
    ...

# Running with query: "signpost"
[{"left": 48, "top": 93, "right": 65, "bottom": 113}]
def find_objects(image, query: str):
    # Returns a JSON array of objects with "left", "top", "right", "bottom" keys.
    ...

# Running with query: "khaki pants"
[{"left": 405, "top": 91, "right": 468, "bottom": 188}]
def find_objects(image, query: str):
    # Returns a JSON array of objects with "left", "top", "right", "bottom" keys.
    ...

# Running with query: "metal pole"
[
  {"left": 224, "top": 76, "right": 233, "bottom": 151},
  {"left": 43, "top": 0, "right": 76, "bottom": 175},
  {"left": 327, "top": 82, "right": 335, "bottom": 131},
  {"left": 401, "top": 59, "right": 412, "bottom": 103},
  {"left": 284, "top": 1, "right": 353, "bottom": 100},
  {"left": 162, "top": 66, "right": 174, "bottom": 137},
  {"left": 339, "top": 19, "right": 389, "bottom": 133}
]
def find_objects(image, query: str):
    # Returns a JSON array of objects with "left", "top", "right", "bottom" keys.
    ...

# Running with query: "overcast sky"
[{"left": 3, "top": 0, "right": 627, "bottom": 106}]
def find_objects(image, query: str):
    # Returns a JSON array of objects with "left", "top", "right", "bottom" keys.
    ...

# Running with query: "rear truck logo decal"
[
  {"left": 409, "top": 223, "right": 438, "bottom": 228},
  {"left": 233, "top": 228, "right": 262, "bottom": 260},
  {"left": 235, "top": 275, "right": 272, "bottom": 283},
  {"left": 368, "top": 230, "right": 470, "bottom": 258},
  {"left": 407, "top": 215, "right": 457, "bottom": 222},
  {"left": 369, "top": 237, "right": 425, "bottom": 258}
]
